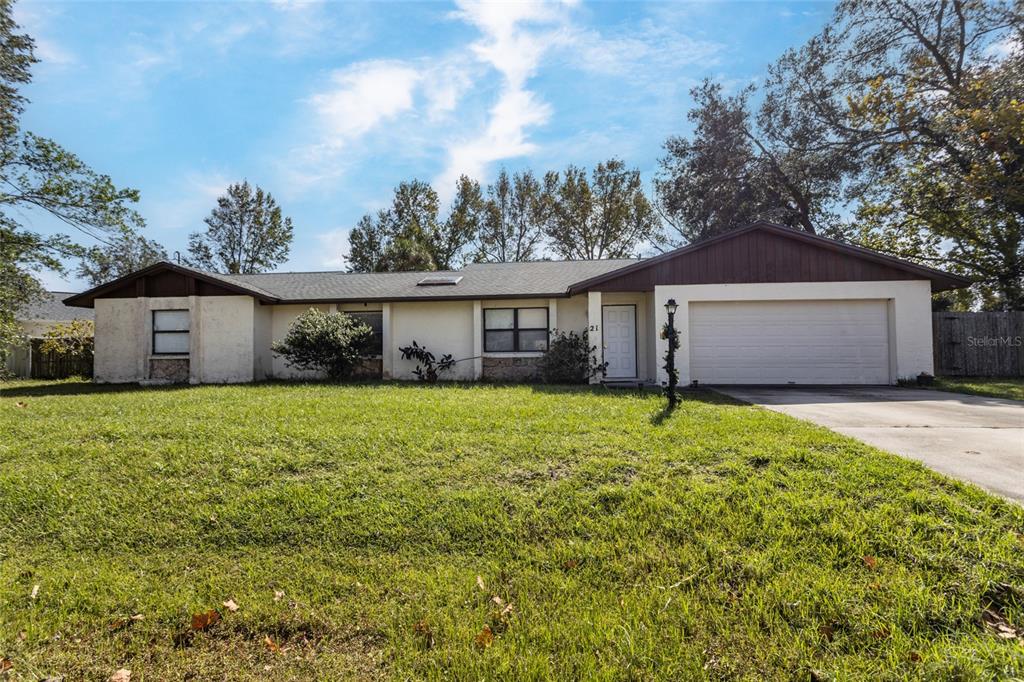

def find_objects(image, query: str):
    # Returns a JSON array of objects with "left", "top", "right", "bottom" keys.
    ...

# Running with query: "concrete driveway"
[{"left": 716, "top": 386, "right": 1024, "bottom": 502}]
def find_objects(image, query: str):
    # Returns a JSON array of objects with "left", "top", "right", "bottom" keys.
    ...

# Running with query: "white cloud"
[
  {"left": 12, "top": 3, "right": 76, "bottom": 68},
  {"left": 309, "top": 61, "right": 420, "bottom": 152},
  {"left": 34, "top": 38, "right": 76, "bottom": 66},
  {"left": 985, "top": 36, "right": 1021, "bottom": 60},
  {"left": 434, "top": 0, "right": 570, "bottom": 198},
  {"left": 564, "top": 20, "right": 724, "bottom": 79},
  {"left": 147, "top": 170, "right": 232, "bottom": 235},
  {"left": 315, "top": 228, "right": 350, "bottom": 268}
]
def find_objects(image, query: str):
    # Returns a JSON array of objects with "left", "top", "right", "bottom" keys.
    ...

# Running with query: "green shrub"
[
  {"left": 538, "top": 330, "right": 607, "bottom": 384},
  {"left": 272, "top": 309, "right": 373, "bottom": 380},
  {"left": 398, "top": 341, "right": 455, "bottom": 383}
]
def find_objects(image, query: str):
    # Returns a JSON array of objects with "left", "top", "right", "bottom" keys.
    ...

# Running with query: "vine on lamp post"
[{"left": 662, "top": 299, "right": 680, "bottom": 408}]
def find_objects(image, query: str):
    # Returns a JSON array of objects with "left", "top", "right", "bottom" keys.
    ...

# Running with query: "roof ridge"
[{"left": 226, "top": 258, "right": 642, "bottom": 278}]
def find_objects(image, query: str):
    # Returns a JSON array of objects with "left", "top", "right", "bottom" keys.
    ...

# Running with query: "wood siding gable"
[{"left": 569, "top": 223, "right": 970, "bottom": 293}]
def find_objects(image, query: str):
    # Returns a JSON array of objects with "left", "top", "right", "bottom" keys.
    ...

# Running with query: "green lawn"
[
  {"left": 1, "top": 380, "right": 1022, "bottom": 681},
  {"left": 929, "top": 377, "right": 1024, "bottom": 402}
]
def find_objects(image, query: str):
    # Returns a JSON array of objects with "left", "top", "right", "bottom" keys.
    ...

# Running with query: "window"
[
  {"left": 153, "top": 310, "right": 189, "bottom": 355},
  {"left": 347, "top": 311, "right": 384, "bottom": 356},
  {"left": 484, "top": 307, "right": 549, "bottom": 352}
]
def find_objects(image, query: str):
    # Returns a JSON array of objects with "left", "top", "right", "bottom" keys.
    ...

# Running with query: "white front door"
[{"left": 602, "top": 305, "right": 637, "bottom": 379}]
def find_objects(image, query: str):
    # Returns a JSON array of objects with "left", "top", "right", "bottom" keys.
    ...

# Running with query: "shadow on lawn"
[
  {"left": 0, "top": 381, "right": 196, "bottom": 398},
  {"left": 0, "top": 378, "right": 736, "bottom": 423}
]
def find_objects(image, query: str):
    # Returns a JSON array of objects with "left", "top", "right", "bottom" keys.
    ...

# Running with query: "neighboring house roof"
[
  {"left": 228, "top": 259, "right": 640, "bottom": 303},
  {"left": 18, "top": 291, "right": 95, "bottom": 322}
]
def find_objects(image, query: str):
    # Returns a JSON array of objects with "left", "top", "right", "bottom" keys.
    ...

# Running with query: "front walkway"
[{"left": 716, "top": 386, "right": 1024, "bottom": 502}]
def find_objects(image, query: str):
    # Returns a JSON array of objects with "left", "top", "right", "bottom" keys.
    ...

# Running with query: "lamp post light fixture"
[{"left": 664, "top": 299, "right": 679, "bottom": 407}]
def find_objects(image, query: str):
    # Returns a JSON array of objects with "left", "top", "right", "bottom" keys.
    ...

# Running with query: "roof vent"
[{"left": 416, "top": 275, "right": 463, "bottom": 286}]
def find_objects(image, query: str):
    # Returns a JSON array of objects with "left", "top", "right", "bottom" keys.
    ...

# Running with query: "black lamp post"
[{"left": 664, "top": 299, "right": 679, "bottom": 407}]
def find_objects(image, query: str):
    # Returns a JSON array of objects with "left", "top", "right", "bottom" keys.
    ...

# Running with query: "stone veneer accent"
[
  {"left": 353, "top": 357, "right": 383, "bottom": 379},
  {"left": 482, "top": 356, "right": 542, "bottom": 382},
  {"left": 149, "top": 358, "right": 189, "bottom": 383}
]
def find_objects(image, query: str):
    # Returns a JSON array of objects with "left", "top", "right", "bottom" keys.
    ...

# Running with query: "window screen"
[
  {"left": 153, "top": 310, "right": 190, "bottom": 355},
  {"left": 347, "top": 311, "right": 384, "bottom": 355},
  {"left": 483, "top": 307, "right": 549, "bottom": 352}
]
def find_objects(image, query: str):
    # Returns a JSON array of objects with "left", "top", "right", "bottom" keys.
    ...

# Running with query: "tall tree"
[
  {"left": 186, "top": 181, "right": 293, "bottom": 274},
  {"left": 474, "top": 169, "right": 553, "bottom": 263},
  {"left": 346, "top": 177, "right": 481, "bottom": 272},
  {"left": 545, "top": 159, "right": 660, "bottom": 260},
  {"left": 76, "top": 228, "right": 167, "bottom": 285},
  {"left": 764, "top": 0, "right": 1020, "bottom": 308},
  {"left": 1, "top": 0, "right": 144, "bottom": 365},
  {"left": 656, "top": 79, "right": 852, "bottom": 245},
  {"left": 431, "top": 176, "right": 483, "bottom": 270}
]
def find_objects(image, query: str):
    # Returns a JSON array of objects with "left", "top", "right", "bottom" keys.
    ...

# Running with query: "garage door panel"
[{"left": 689, "top": 300, "right": 890, "bottom": 385}]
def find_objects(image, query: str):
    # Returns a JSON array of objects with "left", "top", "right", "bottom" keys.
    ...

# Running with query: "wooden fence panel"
[
  {"left": 932, "top": 312, "right": 1024, "bottom": 377},
  {"left": 29, "top": 340, "right": 93, "bottom": 379}
]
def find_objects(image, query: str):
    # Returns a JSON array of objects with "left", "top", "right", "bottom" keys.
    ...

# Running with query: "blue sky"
[{"left": 14, "top": 0, "right": 834, "bottom": 290}]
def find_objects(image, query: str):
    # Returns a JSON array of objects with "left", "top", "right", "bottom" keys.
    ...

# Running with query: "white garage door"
[{"left": 689, "top": 300, "right": 890, "bottom": 385}]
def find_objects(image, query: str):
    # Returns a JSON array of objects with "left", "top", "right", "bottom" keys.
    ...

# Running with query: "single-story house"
[
  {"left": 5, "top": 291, "right": 95, "bottom": 378},
  {"left": 64, "top": 221, "right": 969, "bottom": 386}
]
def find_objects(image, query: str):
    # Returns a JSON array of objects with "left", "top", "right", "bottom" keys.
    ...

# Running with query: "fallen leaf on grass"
[
  {"left": 190, "top": 610, "right": 220, "bottom": 631},
  {"left": 273, "top": 590, "right": 285, "bottom": 602},
  {"left": 818, "top": 625, "right": 835, "bottom": 642},
  {"left": 223, "top": 599, "right": 239, "bottom": 612},
  {"left": 17, "top": 631, "right": 26, "bottom": 641},
  {"left": 30, "top": 584, "right": 39, "bottom": 600},
  {"left": 413, "top": 619, "right": 434, "bottom": 649},
  {"left": 908, "top": 651, "right": 922, "bottom": 662},
  {"left": 109, "top": 669, "right": 131, "bottom": 682},
  {"left": 109, "top": 614, "right": 144, "bottom": 632},
  {"left": 982, "top": 608, "right": 1023, "bottom": 641},
  {"left": 476, "top": 575, "right": 486, "bottom": 592},
  {"left": 1, "top": 658, "right": 12, "bottom": 672},
  {"left": 264, "top": 634, "right": 281, "bottom": 654},
  {"left": 14, "top": 401, "right": 26, "bottom": 408},
  {"left": 862, "top": 556, "right": 877, "bottom": 570},
  {"left": 562, "top": 559, "right": 579, "bottom": 570},
  {"left": 474, "top": 625, "right": 494, "bottom": 650}
]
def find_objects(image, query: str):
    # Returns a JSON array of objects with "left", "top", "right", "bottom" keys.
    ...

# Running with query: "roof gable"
[
  {"left": 568, "top": 221, "right": 970, "bottom": 294},
  {"left": 63, "top": 262, "right": 279, "bottom": 308}
]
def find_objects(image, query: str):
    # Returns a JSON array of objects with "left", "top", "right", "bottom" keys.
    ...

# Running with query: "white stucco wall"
[
  {"left": 556, "top": 294, "right": 589, "bottom": 335},
  {"left": 253, "top": 303, "right": 273, "bottom": 380},
  {"left": 195, "top": 296, "right": 255, "bottom": 383},
  {"left": 390, "top": 300, "right": 475, "bottom": 380},
  {"left": 93, "top": 295, "right": 259, "bottom": 384},
  {"left": 653, "top": 280, "right": 934, "bottom": 386},
  {"left": 94, "top": 298, "right": 145, "bottom": 383}
]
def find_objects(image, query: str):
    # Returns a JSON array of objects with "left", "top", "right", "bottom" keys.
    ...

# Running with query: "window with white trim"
[
  {"left": 484, "top": 307, "right": 549, "bottom": 352},
  {"left": 152, "top": 310, "right": 190, "bottom": 355}
]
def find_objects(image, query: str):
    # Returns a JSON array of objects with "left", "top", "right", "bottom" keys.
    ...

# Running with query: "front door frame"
[{"left": 601, "top": 303, "right": 638, "bottom": 379}]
